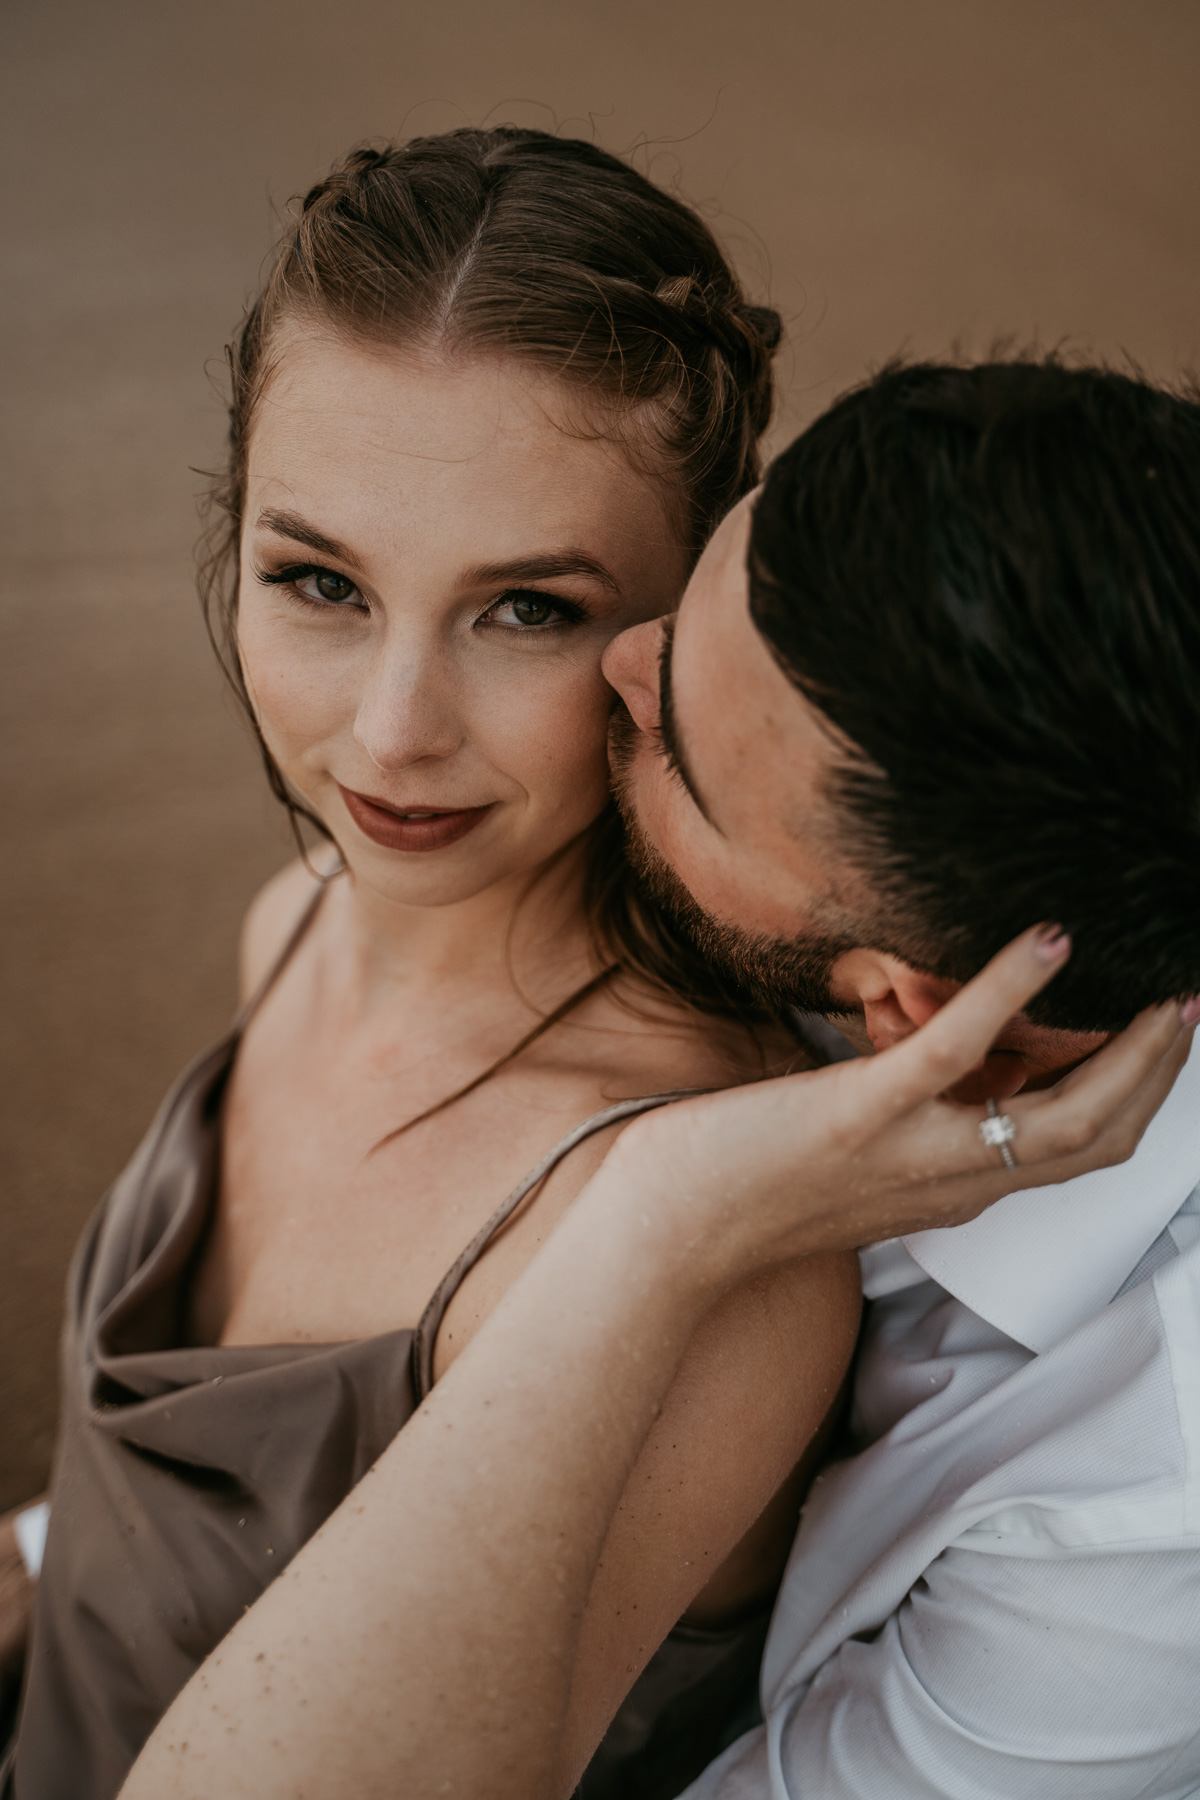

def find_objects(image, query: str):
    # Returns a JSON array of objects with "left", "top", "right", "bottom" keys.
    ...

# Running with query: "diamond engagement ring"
[{"left": 979, "top": 1098, "right": 1017, "bottom": 1170}]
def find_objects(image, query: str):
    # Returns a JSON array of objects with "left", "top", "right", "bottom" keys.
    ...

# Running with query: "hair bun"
[{"left": 740, "top": 305, "right": 783, "bottom": 353}]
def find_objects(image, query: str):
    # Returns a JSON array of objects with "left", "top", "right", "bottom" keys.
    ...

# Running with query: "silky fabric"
[{"left": 7, "top": 886, "right": 764, "bottom": 1799}]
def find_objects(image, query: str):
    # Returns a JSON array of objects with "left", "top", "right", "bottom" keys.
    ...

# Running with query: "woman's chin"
[
  {"left": 340, "top": 829, "right": 563, "bottom": 914},
  {"left": 348, "top": 845, "right": 511, "bottom": 908}
]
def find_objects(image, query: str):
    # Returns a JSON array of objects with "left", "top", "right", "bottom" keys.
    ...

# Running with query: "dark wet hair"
[
  {"left": 202, "top": 126, "right": 787, "bottom": 1024},
  {"left": 749, "top": 356, "right": 1200, "bottom": 1031}
]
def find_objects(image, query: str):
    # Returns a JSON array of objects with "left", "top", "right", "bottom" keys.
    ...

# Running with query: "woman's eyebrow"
[
  {"left": 253, "top": 522, "right": 619, "bottom": 597},
  {"left": 255, "top": 508, "right": 356, "bottom": 565},
  {"left": 463, "top": 552, "right": 621, "bottom": 594}
]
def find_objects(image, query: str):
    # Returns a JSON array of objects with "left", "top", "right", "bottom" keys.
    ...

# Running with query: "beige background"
[{"left": 3, "top": 0, "right": 1198, "bottom": 1508}]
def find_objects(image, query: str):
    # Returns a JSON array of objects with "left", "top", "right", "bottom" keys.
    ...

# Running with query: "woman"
[{"left": 4, "top": 128, "right": 863, "bottom": 1800}]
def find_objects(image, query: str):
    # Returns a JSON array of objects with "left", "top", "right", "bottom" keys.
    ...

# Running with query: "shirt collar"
[{"left": 897, "top": 1032, "right": 1200, "bottom": 1352}]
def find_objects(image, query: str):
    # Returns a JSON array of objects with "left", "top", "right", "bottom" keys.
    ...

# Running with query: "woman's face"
[{"left": 237, "top": 326, "right": 689, "bottom": 908}]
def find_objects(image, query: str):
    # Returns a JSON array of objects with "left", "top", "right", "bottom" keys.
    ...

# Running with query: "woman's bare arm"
[
  {"left": 425, "top": 1123, "right": 861, "bottom": 1782},
  {"left": 558, "top": 1249, "right": 860, "bottom": 1784},
  {"left": 118, "top": 933, "right": 1194, "bottom": 1800}
]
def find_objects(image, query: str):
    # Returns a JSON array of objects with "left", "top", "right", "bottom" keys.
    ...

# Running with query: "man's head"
[{"left": 604, "top": 359, "right": 1200, "bottom": 1094}]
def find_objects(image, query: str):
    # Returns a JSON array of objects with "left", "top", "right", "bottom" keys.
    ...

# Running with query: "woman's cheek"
[
  {"left": 237, "top": 612, "right": 356, "bottom": 782},
  {"left": 484, "top": 657, "right": 613, "bottom": 827},
  {"left": 535, "top": 663, "right": 615, "bottom": 827}
]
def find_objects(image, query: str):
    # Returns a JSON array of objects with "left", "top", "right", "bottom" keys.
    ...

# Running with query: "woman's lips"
[{"left": 337, "top": 785, "right": 494, "bottom": 852}]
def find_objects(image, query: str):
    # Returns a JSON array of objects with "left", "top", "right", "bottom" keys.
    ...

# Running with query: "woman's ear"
[{"left": 831, "top": 949, "right": 959, "bottom": 1053}]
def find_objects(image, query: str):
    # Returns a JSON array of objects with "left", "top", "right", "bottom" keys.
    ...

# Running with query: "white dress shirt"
[{"left": 685, "top": 1034, "right": 1200, "bottom": 1799}]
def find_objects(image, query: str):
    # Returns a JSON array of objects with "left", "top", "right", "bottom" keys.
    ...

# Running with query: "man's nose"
[{"left": 601, "top": 615, "right": 670, "bottom": 734}]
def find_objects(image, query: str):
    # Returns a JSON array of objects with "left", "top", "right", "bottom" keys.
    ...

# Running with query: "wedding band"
[{"left": 979, "top": 1098, "right": 1017, "bottom": 1170}]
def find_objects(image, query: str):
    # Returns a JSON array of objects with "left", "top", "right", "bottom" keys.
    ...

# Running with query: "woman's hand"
[{"left": 607, "top": 927, "right": 1195, "bottom": 1291}]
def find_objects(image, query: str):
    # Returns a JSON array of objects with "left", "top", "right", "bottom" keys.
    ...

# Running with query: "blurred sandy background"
[{"left": 2, "top": 0, "right": 1198, "bottom": 1508}]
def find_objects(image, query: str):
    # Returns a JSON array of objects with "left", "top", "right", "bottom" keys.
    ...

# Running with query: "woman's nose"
[
  {"left": 601, "top": 616, "right": 669, "bottom": 734},
  {"left": 352, "top": 647, "right": 464, "bottom": 772}
]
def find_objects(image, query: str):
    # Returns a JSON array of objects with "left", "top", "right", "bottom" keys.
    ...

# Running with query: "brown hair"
[{"left": 201, "top": 125, "right": 787, "bottom": 1024}]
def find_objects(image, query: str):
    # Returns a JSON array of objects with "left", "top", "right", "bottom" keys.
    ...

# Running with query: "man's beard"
[{"left": 608, "top": 705, "right": 859, "bottom": 1018}]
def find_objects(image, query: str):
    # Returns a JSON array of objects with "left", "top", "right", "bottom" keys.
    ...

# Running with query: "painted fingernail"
[
  {"left": 1034, "top": 926, "right": 1071, "bottom": 963},
  {"left": 1181, "top": 995, "right": 1200, "bottom": 1027}
]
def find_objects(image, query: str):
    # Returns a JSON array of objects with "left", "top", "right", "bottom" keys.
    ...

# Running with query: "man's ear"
[
  {"left": 831, "top": 949, "right": 958, "bottom": 1053},
  {"left": 830, "top": 947, "right": 1032, "bottom": 1102}
]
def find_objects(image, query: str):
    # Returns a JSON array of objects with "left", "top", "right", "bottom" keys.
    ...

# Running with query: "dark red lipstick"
[{"left": 338, "top": 785, "right": 494, "bottom": 852}]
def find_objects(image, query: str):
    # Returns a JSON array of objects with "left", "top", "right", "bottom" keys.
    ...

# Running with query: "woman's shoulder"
[
  {"left": 575, "top": 974, "right": 817, "bottom": 1099},
  {"left": 238, "top": 856, "right": 328, "bottom": 1003}
]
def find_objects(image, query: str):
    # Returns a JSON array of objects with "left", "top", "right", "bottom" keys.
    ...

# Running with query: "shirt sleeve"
[{"left": 683, "top": 1545, "right": 1200, "bottom": 1800}]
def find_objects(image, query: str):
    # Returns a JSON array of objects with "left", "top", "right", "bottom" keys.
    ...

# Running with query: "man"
[
  {"left": 120, "top": 358, "right": 1200, "bottom": 1798},
  {"left": 601, "top": 360, "right": 1200, "bottom": 1797}
]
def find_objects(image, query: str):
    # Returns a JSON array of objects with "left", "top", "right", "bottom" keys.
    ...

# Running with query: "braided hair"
[
  {"left": 201, "top": 127, "right": 791, "bottom": 1026},
  {"left": 219, "top": 129, "right": 779, "bottom": 556}
]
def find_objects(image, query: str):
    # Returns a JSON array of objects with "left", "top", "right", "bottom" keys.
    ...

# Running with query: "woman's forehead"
[{"left": 247, "top": 330, "right": 680, "bottom": 542}]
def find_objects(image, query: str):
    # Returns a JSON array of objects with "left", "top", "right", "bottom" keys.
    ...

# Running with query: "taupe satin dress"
[{"left": 7, "top": 889, "right": 772, "bottom": 1800}]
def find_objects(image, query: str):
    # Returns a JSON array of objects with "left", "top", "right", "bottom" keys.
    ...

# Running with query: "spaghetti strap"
[
  {"left": 411, "top": 1088, "right": 707, "bottom": 1400},
  {"left": 230, "top": 861, "right": 344, "bottom": 1035}
]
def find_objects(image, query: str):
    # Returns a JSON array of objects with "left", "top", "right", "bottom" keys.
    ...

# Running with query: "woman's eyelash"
[
  {"left": 254, "top": 563, "right": 363, "bottom": 608},
  {"left": 253, "top": 565, "right": 590, "bottom": 629},
  {"left": 480, "top": 589, "right": 590, "bottom": 629},
  {"left": 256, "top": 562, "right": 327, "bottom": 586}
]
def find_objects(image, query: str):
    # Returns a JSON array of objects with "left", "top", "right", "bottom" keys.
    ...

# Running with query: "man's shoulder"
[
  {"left": 739, "top": 1215, "right": 1200, "bottom": 1800},
  {"left": 861, "top": 1228, "right": 1200, "bottom": 1549}
]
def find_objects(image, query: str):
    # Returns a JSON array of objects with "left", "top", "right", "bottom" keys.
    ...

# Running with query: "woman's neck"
[{"left": 328, "top": 839, "right": 600, "bottom": 1023}]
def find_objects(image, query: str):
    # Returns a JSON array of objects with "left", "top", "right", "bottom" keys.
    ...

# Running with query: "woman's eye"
[
  {"left": 487, "top": 591, "right": 582, "bottom": 630},
  {"left": 295, "top": 568, "right": 361, "bottom": 607},
  {"left": 509, "top": 594, "right": 554, "bottom": 626}
]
